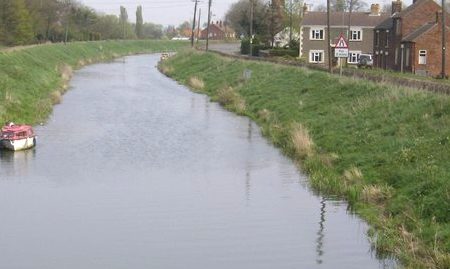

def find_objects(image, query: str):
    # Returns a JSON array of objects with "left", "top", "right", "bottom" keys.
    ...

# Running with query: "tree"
[
  {"left": 71, "top": 5, "right": 98, "bottom": 40},
  {"left": 0, "top": 0, "right": 34, "bottom": 45},
  {"left": 143, "top": 23, "right": 163, "bottom": 39},
  {"left": 24, "top": 0, "right": 61, "bottom": 42},
  {"left": 120, "top": 5, "right": 128, "bottom": 39},
  {"left": 177, "top": 21, "right": 191, "bottom": 36},
  {"left": 135, "top": 5, "right": 144, "bottom": 39},
  {"left": 226, "top": 0, "right": 269, "bottom": 40},
  {"left": 268, "top": 0, "right": 284, "bottom": 46}
]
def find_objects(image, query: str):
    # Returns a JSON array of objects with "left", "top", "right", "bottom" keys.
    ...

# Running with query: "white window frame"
[
  {"left": 349, "top": 29, "right": 362, "bottom": 41},
  {"left": 418, "top": 50, "right": 427, "bottom": 65},
  {"left": 310, "top": 50, "right": 324, "bottom": 63},
  {"left": 310, "top": 28, "right": 324, "bottom": 40},
  {"left": 348, "top": 51, "right": 361, "bottom": 64}
]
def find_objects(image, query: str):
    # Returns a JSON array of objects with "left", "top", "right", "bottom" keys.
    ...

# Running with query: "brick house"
[
  {"left": 374, "top": 0, "right": 450, "bottom": 76},
  {"left": 300, "top": 4, "right": 389, "bottom": 65},
  {"left": 200, "top": 21, "right": 236, "bottom": 40}
]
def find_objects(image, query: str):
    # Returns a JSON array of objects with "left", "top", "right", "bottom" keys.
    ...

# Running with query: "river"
[{"left": 0, "top": 54, "right": 395, "bottom": 269}]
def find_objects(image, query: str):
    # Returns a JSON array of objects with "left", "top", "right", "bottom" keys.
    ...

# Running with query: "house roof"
[
  {"left": 402, "top": 23, "right": 436, "bottom": 42},
  {"left": 375, "top": 0, "right": 443, "bottom": 30},
  {"left": 374, "top": 17, "right": 393, "bottom": 30},
  {"left": 302, "top": 12, "right": 390, "bottom": 27},
  {"left": 203, "top": 22, "right": 235, "bottom": 34},
  {"left": 392, "top": 0, "right": 437, "bottom": 19}
]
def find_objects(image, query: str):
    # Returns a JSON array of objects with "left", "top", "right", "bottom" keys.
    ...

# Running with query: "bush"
[
  {"left": 240, "top": 36, "right": 260, "bottom": 56},
  {"left": 240, "top": 37, "right": 250, "bottom": 55},
  {"left": 268, "top": 49, "right": 298, "bottom": 57}
]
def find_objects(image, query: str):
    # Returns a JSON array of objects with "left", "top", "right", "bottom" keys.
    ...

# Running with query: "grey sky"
[{"left": 79, "top": 0, "right": 240, "bottom": 27}]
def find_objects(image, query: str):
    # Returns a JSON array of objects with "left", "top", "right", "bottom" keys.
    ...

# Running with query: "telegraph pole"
[
  {"left": 197, "top": 8, "right": 201, "bottom": 45},
  {"left": 326, "top": 0, "right": 332, "bottom": 73},
  {"left": 249, "top": 0, "right": 253, "bottom": 56},
  {"left": 206, "top": 0, "right": 212, "bottom": 50},
  {"left": 442, "top": 0, "right": 446, "bottom": 79},
  {"left": 191, "top": 0, "right": 198, "bottom": 48}
]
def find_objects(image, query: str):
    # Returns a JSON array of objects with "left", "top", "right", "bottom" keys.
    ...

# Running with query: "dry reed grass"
[
  {"left": 189, "top": 76, "right": 205, "bottom": 91},
  {"left": 59, "top": 64, "right": 73, "bottom": 81},
  {"left": 344, "top": 166, "right": 363, "bottom": 183},
  {"left": 50, "top": 91, "right": 62, "bottom": 104},
  {"left": 160, "top": 64, "right": 174, "bottom": 75},
  {"left": 290, "top": 123, "right": 314, "bottom": 159},
  {"left": 361, "top": 184, "right": 393, "bottom": 204},
  {"left": 257, "top": 108, "right": 272, "bottom": 122},
  {"left": 319, "top": 152, "right": 339, "bottom": 167},
  {"left": 218, "top": 87, "right": 236, "bottom": 106},
  {"left": 217, "top": 87, "right": 247, "bottom": 113}
]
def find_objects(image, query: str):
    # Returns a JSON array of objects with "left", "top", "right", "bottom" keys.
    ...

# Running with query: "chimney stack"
[
  {"left": 302, "top": 3, "right": 308, "bottom": 16},
  {"left": 391, "top": 0, "right": 402, "bottom": 14},
  {"left": 370, "top": 3, "right": 380, "bottom": 15}
]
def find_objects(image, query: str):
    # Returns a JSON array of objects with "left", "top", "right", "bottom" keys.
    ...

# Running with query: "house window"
[
  {"left": 385, "top": 35, "right": 389, "bottom": 48},
  {"left": 349, "top": 29, "right": 362, "bottom": 41},
  {"left": 348, "top": 51, "right": 361, "bottom": 64},
  {"left": 310, "top": 28, "right": 324, "bottom": 40},
  {"left": 310, "top": 50, "right": 324, "bottom": 63},
  {"left": 419, "top": 50, "right": 427, "bottom": 64}
]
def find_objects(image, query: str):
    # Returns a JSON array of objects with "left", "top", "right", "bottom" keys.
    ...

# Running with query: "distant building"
[
  {"left": 300, "top": 4, "right": 389, "bottom": 65},
  {"left": 200, "top": 21, "right": 236, "bottom": 40},
  {"left": 374, "top": 0, "right": 450, "bottom": 77}
]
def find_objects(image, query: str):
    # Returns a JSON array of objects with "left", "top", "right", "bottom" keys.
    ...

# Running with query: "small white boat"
[{"left": 1, "top": 122, "right": 36, "bottom": 151}]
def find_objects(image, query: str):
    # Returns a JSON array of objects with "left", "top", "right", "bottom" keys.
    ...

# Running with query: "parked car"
[{"left": 357, "top": 54, "right": 373, "bottom": 68}]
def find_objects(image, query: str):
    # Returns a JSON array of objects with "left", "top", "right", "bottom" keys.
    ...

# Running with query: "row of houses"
[
  {"left": 177, "top": 21, "right": 236, "bottom": 41},
  {"left": 300, "top": 0, "right": 450, "bottom": 77}
]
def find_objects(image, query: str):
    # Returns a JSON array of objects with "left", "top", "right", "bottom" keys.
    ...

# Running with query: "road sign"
[
  {"left": 335, "top": 48, "right": 349, "bottom": 58},
  {"left": 335, "top": 34, "right": 349, "bottom": 49},
  {"left": 334, "top": 34, "right": 349, "bottom": 58}
]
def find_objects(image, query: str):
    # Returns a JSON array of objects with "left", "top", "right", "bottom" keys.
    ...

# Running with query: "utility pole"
[
  {"left": 197, "top": 8, "right": 201, "bottom": 45},
  {"left": 191, "top": 0, "right": 198, "bottom": 48},
  {"left": 442, "top": 0, "right": 446, "bottom": 79},
  {"left": 206, "top": 0, "right": 212, "bottom": 50},
  {"left": 249, "top": 0, "right": 253, "bottom": 56},
  {"left": 326, "top": 0, "right": 332, "bottom": 73}
]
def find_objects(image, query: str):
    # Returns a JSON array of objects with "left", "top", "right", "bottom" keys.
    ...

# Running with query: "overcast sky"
[
  {"left": 79, "top": 0, "right": 390, "bottom": 28},
  {"left": 79, "top": 0, "right": 242, "bottom": 27}
]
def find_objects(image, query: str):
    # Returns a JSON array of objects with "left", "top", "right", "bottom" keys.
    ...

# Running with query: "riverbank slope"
[
  {"left": 0, "top": 40, "right": 188, "bottom": 124},
  {"left": 160, "top": 50, "right": 450, "bottom": 269}
]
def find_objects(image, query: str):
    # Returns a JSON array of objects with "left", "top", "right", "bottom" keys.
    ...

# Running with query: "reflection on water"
[
  {"left": 0, "top": 148, "right": 35, "bottom": 178},
  {"left": 0, "top": 54, "right": 396, "bottom": 269},
  {"left": 316, "top": 197, "right": 326, "bottom": 265}
]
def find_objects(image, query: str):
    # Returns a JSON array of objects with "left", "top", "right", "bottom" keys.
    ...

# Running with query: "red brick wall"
[{"left": 413, "top": 26, "right": 450, "bottom": 77}]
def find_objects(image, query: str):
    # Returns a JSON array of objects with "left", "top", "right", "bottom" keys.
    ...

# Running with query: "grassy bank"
[
  {"left": 0, "top": 40, "right": 189, "bottom": 125},
  {"left": 160, "top": 50, "right": 450, "bottom": 268}
]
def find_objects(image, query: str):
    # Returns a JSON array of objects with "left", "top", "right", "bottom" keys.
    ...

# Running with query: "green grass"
[
  {"left": 161, "top": 50, "right": 450, "bottom": 269},
  {"left": 0, "top": 40, "right": 189, "bottom": 124}
]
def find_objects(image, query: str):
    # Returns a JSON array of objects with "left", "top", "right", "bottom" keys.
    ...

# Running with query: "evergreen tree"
[
  {"left": 120, "top": 6, "right": 128, "bottom": 39},
  {"left": 135, "top": 5, "right": 144, "bottom": 39}
]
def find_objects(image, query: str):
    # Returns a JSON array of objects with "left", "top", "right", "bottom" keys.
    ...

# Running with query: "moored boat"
[{"left": 1, "top": 122, "right": 36, "bottom": 151}]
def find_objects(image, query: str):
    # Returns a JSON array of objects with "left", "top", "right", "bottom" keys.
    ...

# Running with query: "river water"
[{"left": 0, "top": 55, "right": 395, "bottom": 269}]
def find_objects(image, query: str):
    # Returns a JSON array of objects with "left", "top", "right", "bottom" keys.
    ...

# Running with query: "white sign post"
[{"left": 334, "top": 34, "right": 349, "bottom": 76}]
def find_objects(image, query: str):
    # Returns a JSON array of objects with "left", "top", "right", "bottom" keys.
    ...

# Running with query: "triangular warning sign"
[{"left": 335, "top": 34, "right": 348, "bottom": 48}]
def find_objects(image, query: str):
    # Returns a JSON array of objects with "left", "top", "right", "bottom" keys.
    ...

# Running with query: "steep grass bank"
[
  {"left": 0, "top": 40, "right": 189, "bottom": 124},
  {"left": 160, "top": 50, "right": 450, "bottom": 269}
]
